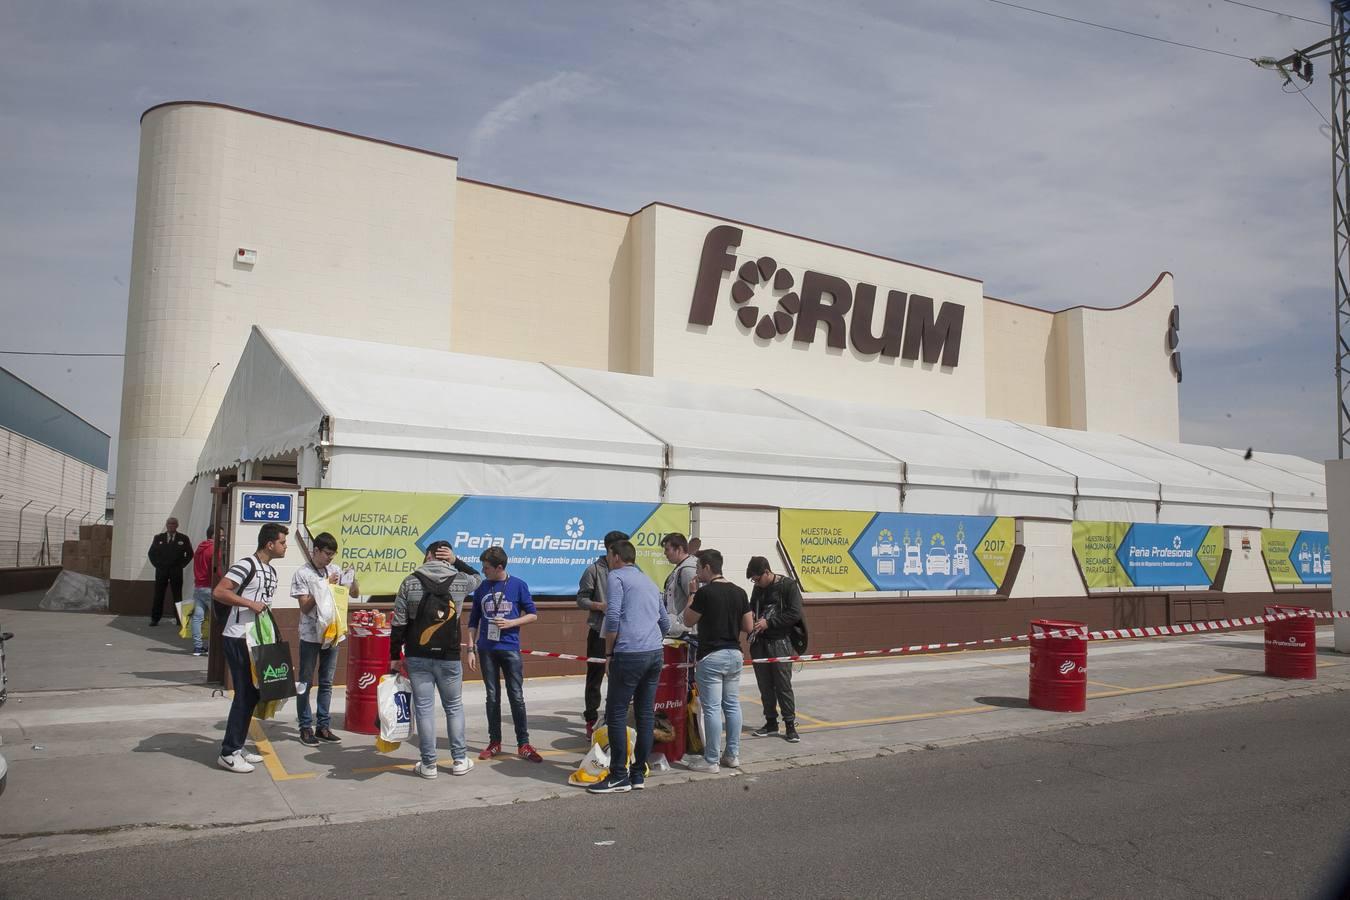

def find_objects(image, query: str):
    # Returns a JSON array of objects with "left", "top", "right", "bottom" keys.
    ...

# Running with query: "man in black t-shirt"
[{"left": 682, "top": 549, "right": 752, "bottom": 773}]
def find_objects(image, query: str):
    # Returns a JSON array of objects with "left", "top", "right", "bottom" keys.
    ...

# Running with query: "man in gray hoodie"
[
  {"left": 575, "top": 530, "right": 628, "bottom": 738},
  {"left": 390, "top": 541, "right": 482, "bottom": 778}
]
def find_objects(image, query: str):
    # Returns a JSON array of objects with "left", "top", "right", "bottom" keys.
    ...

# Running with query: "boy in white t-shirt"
[
  {"left": 291, "top": 531, "right": 360, "bottom": 746},
  {"left": 212, "top": 523, "right": 288, "bottom": 773}
]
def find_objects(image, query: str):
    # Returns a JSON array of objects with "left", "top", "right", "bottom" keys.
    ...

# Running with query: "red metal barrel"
[
  {"left": 1264, "top": 605, "right": 1316, "bottom": 680},
  {"left": 344, "top": 624, "right": 391, "bottom": 734},
  {"left": 651, "top": 640, "right": 689, "bottom": 764},
  {"left": 1028, "top": 619, "right": 1087, "bottom": 713}
]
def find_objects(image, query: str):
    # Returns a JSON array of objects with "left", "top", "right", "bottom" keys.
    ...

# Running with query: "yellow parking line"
[
  {"left": 1084, "top": 674, "right": 1243, "bottom": 699},
  {"left": 249, "top": 721, "right": 319, "bottom": 782},
  {"left": 736, "top": 693, "right": 828, "bottom": 726}
]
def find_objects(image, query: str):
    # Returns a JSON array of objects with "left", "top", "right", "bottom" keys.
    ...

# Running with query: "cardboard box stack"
[{"left": 63, "top": 524, "right": 113, "bottom": 579}]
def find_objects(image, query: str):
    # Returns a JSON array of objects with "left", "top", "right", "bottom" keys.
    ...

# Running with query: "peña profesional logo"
[{"left": 688, "top": 225, "right": 965, "bottom": 367}]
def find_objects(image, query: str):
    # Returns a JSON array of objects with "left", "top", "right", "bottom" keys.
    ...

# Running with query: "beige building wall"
[
  {"left": 113, "top": 103, "right": 458, "bottom": 584},
  {"left": 1062, "top": 274, "right": 1179, "bottom": 441},
  {"left": 640, "top": 205, "right": 989, "bottom": 414},
  {"left": 983, "top": 299, "right": 1059, "bottom": 425},
  {"left": 452, "top": 181, "right": 634, "bottom": 371},
  {"left": 0, "top": 426, "right": 107, "bottom": 568}
]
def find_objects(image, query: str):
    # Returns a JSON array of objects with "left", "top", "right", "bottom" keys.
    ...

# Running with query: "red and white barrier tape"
[
  {"left": 366, "top": 609, "right": 1350, "bottom": 667},
  {"left": 746, "top": 609, "right": 1346, "bottom": 664}
]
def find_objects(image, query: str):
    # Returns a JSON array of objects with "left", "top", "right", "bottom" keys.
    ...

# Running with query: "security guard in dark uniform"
[{"left": 147, "top": 517, "right": 193, "bottom": 626}]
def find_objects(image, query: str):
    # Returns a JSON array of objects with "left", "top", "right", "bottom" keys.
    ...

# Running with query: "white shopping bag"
[{"left": 377, "top": 673, "right": 415, "bottom": 744}]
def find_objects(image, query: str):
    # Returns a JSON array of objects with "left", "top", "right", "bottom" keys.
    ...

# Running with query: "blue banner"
[
  {"left": 1115, "top": 523, "right": 1221, "bottom": 588},
  {"left": 415, "top": 496, "right": 688, "bottom": 595},
  {"left": 846, "top": 513, "right": 1013, "bottom": 592}
]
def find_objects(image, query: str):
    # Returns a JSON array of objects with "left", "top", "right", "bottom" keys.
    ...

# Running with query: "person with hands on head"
[
  {"left": 587, "top": 539, "right": 668, "bottom": 795},
  {"left": 389, "top": 540, "right": 482, "bottom": 778},
  {"left": 575, "top": 530, "right": 629, "bottom": 738},
  {"left": 467, "top": 547, "right": 542, "bottom": 763},
  {"left": 212, "top": 523, "right": 289, "bottom": 773},
  {"left": 683, "top": 548, "right": 753, "bottom": 772},
  {"left": 291, "top": 531, "right": 359, "bottom": 747}
]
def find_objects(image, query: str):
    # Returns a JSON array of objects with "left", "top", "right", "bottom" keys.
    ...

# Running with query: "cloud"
[{"left": 465, "top": 71, "right": 601, "bottom": 163}]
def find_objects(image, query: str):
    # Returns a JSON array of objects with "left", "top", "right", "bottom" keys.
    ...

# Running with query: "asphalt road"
[{"left": 3, "top": 692, "right": 1349, "bottom": 899}]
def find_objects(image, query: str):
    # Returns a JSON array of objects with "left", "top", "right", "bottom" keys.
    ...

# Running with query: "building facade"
[{"left": 113, "top": 101, "right": 1181, "bottom": 604}]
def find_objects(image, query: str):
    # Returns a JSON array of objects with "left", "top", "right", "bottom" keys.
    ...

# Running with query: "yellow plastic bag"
[
  {"left": 177, "top": 600, "right": 194, "bottom": 639},
  {"left": 322, "top": 584, "right": 350, "bottom": 648},
  {"left": 686, "top": 686, "right": 705, "bottom": 755}
]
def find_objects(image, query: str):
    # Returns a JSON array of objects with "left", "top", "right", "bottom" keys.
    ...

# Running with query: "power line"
[
  {"left": 0, "top": 350, "right": 124, "bottom": 358},
  {"left": 984, "top": 0, "right": 1256, "bottom": 60},
  {"left": 1285, "top": 79, "right": 1332, "bottom": 127},
  {"left": 1220, "top": 0, "right": 1329, "bottom": 29}
]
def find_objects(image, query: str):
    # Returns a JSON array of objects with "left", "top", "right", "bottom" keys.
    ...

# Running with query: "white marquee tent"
[{"left": 196, "top": 328, "right": 1328, "bottom": 532}]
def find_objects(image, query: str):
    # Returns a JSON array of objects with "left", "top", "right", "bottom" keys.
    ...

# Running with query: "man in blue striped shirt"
[{"left": 588, "top": 539, "right": 668, "bottom": 794}]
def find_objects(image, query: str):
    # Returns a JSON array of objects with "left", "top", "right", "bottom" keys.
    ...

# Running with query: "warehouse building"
[{"left": 112, "top": 102, "right": 1326, "bottom": 650}]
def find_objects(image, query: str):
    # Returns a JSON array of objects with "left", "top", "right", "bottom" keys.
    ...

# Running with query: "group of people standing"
[
  {"left": 578, "top": 530, "right": 805, "bottom": 794},
  {"left": 196, "top": 518, "right": 804, "bottom": 788},
  {"left": 207, "top": 525, "right": 543, "bottom": 775}
]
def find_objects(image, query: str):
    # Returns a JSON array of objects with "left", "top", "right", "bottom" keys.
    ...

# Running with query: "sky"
[{"left": 0, "top": 0, "right": 1341, "bottom": 479}]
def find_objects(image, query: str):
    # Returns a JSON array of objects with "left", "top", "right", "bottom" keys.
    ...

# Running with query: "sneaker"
[
  {"left": 586, "top": 774, "right": 632, "bottom": 794},
  {"left": 684, "top": 757, "right": 720, "bottom": 774},
  {"left": 148, "top": 619, "right": 160, "bottom": 627},
  {"left": 315, "top": 727, "right": 342, "bottom": 743},
  {"left": 239, "top": 749, "right": 264, "bottom": 764},
  {"left": 629, "top": 767, "right": 646, "bottom": 790},
  {"left": 518, "top": 743, "right": 543, "bottom": 763},
  {"left": 218, "top": 753, "right": 254, "bottom": 773},
  {"left": 478, "top": 741, "right": 501, "bottom": 760},
  {"left": 451, "top": 757, "right": 475, "bottom": 776},
  {"left": 192, "top": 646, "right": 206, "bottom": 657},
  {"left": 751, "top": 723, "right": 779, "bottom": 738},
  {"left": 299, "top": 727, "right": 320, "bottom": 747},
  {"left": 785, "top": 725, "right": 801, "bottom": 743},
  {"left": 720, "top": 754, "right": 741, "bottom": 768},
  {"left": 415, "top": 761, "right": 438, "bottom": 779}
]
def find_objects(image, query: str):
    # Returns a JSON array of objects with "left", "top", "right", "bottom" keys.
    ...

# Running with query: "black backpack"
[
  {"left": 213, "top": 557, "right": 257, "bottom": 627},
  {"left": 406, "top": 573, "right": 459, "bottom": 658}
]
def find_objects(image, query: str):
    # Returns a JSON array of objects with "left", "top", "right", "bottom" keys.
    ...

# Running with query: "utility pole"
[{"left": 1256, "top": 2, "right": 1350, "bottom": 457}]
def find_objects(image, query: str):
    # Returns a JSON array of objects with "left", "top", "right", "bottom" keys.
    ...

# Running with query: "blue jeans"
[
  {"left": 406, "top": 657, "right": 466, "bottom": 766},
  {"left": 479, "top": 648, "right": 529, "bottom": 746},
  {"left": 604, "top": 648, "right": 664, "bottom": 777},
  {"left": 191, "top": 587, "right": 211, "bottom": 650},
  {"left": 295, "top": 640, "right": 339, "bottom": 730},
  {"left": 696, "top": 648, "right": 744, "bottom": 764}
]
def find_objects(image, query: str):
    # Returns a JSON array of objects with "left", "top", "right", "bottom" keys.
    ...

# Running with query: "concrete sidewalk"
[{"left": 1, "top": 591, "right": 1347, "bottom": 861}]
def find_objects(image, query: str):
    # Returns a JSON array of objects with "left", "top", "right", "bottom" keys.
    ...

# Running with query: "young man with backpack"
[
  {"left": 467, "top": 547, "right": 541, "bottom": 763},
  {"left": 746, "top": 555, "right": 805, "bottom": 744},
  {"left": 211, "top": 523, "right": 289, "bottom": 773},
  {"left": 389, "top": 541, "right": 482, "bottom": 778},
  {"left": 661, "top": 532, "right": 698, "bottom": 637}
]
